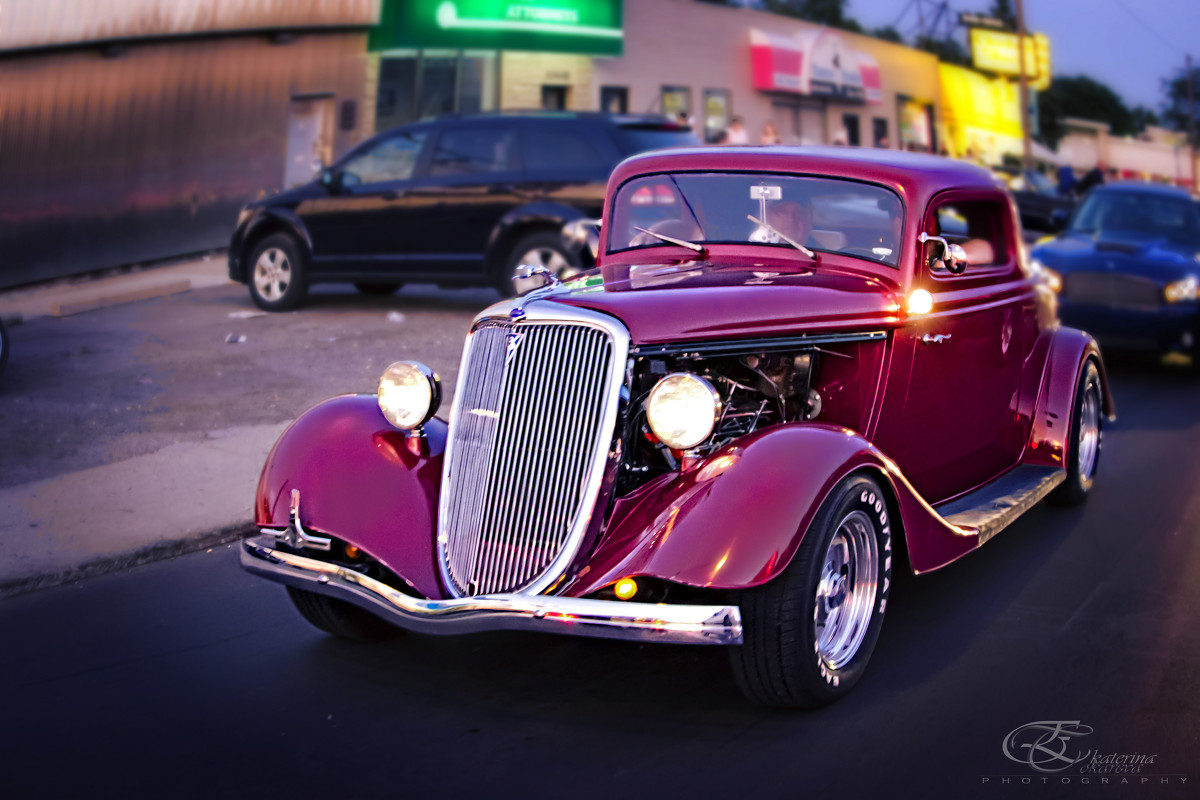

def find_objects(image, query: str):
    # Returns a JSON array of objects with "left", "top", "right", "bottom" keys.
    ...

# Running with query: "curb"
[
  {"left": 0, "top": 521, "right": 255, "bottom": 601},
  {"left": 49, "top": 278, "right": 192, "bottom": 317}
]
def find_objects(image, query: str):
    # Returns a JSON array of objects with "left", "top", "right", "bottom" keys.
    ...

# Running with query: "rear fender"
[
  {"left": 1025, "top": 327, "right": 1115, "bottom": 468},
  {"left": 566, "top": 423, "right": 979, "bottom": 596},
  {"left": 255, "top": 395, "right": 446, "bottom": 599},
  {"left": 486, "top": 202, "right": 595, "bottom": 269}
]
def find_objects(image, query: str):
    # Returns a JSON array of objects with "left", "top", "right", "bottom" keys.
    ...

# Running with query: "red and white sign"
[{"left": 751, "top": 28, "right": 882, "bottom": 105}]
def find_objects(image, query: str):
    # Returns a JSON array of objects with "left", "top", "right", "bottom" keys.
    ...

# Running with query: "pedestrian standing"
[
  {"left": 727, "top": 116, "right": 749, "bottom": 145},
  {"left": 760, "top": 121, "right": 781, "bottom": 145}
]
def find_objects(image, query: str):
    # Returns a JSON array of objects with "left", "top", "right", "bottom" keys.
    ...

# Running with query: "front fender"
[
  {"left": 255, "top": 394, "right": 446, "bottom": 599},
  {"left": 1026, "top": 326, "right": 1115, "bottom": 468},
  {"left": 566, "top": 423, "right": 978, "bottom": 596},
  {"left": 233, "top": 209, "right": 314, "bottom": 281}
]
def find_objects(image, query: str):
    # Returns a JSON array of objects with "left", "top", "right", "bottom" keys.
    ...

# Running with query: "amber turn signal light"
[
  {"left": 614, "top": 577, "right": 638, "bottom": 600},
  {"left": 344, "top": 545, "right": 362, "bottom": 560}
]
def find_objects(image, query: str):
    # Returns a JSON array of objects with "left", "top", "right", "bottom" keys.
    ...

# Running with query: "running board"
[{"left": 935, "top": 465, "right": 1065, "bottom": 545}]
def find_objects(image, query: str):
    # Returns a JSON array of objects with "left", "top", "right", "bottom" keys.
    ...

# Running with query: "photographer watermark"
[{"left": 981, "top": 720, "right": 1188, "bottom": 787}]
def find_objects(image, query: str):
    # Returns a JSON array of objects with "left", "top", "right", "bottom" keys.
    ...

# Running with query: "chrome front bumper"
[{"left": 241, "top": 536, "right": 743, "bottom": 645}]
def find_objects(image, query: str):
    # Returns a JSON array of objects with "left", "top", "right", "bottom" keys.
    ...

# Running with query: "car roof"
[
  {"left": 433, "top": 110, "right": 688, "bottom": 128},
  {"left": 607, "top": 146, "right": 1005, "bottom": 212},
  {"left": 1087, "top": 181, "right": 1194, "bottom": 200}
]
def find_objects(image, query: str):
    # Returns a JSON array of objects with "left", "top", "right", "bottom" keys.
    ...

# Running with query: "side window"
[
  {"left": 429, "top": 127, "right": 517, "bottom": 177},
  {"left": 521, "top": 125, "right": 604, "bottom": 173},
  {"left": 341, "top": 131, "right": 425, "bottom": 186},
  {"left": 927, "top": 199, "right": 1008, "bottom": 273}
]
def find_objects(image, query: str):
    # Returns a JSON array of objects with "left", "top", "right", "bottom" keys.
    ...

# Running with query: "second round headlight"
[
  {"left": 645, "top": 373, "right": 722, "bottom": 451},
  {"left": 378, "top": 361, "right": 440, "bottom": 430}
]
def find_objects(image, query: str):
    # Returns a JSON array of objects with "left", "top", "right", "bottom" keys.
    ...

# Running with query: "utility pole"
[
  {"left": 1015, "top": 0, "right": 1033, "bottom": 172},
  {"left": 1188, "top": 54, "right": 1196, "bottom": 192}
]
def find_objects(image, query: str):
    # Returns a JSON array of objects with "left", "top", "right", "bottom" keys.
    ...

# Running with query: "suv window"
[
  {"left": 521, "top": 125, "right": 605, "bottom": 173},
  {"left": 429, "top": 126, "right": 517, "bottom": 176},
  {"left": 928, "top": 200, "right": 1008, "bottom": 272},
  {"left": 341, "top": 131, "right": 425, "bottom": 186}
]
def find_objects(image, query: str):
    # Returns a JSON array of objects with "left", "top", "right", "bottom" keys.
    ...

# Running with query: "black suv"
[{"left": 229, "top": 112, "right": 700, "bottom": 310}]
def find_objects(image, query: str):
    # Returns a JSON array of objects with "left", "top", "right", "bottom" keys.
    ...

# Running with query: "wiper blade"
[
  {"left": 747, "top": 214, "right": 818, "bottom": 259},
  {"left": 633, "top": 226, "right": 707, "bottom": 256}
]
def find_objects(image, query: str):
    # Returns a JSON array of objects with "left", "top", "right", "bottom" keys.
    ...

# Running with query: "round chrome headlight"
[
  {"left": 378, "top": 361, "right": 440, "bottom": 430},
  {"left": 645, "top": 373, "right": 721, "bottom": 451}
]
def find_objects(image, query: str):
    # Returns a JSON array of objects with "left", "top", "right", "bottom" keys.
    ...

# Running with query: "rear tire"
[
  {"left": 499, "top": 231, "right": 581, "bottom": 297},
  {"left": 354, "top": 282, "right": 402, "bottom": 296},
  {"left": 731, "top": 474, "right": 892, "bottom": 708},
  {"left": 286, "top": 587, "right": 401, "bottom": 641},
  {"left": 1047, "top": 360, "right": 1102, "bottom": 506},
  {"left": 248, "top": 233, "right": 308, "bottom": 311}
]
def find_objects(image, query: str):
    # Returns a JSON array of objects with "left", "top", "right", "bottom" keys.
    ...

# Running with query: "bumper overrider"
[{"left": 242, "top": 535, "right": 743, "bottom": 645}]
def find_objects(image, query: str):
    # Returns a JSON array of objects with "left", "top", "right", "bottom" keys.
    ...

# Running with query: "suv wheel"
[
  {"left": 248, "top": 234, "right": 308, "bottom": 311},
  {"left": 500, "top": 231, "right": 581, "bottom": 296}
]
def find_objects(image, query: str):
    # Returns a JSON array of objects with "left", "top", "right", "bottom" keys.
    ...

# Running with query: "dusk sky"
[{"left": 848, "top": 0, "right": 1200, "bottom": 113}]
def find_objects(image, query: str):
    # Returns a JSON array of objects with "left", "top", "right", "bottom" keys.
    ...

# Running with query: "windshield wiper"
[
  {"left": 633, "top": 226, "right": 708, "bottom": 257},
  {"left": 747, "top": 214, "right": 818, "bottom": 259}
]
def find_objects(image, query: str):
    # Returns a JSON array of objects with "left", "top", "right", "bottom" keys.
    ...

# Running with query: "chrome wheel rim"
[
  {"left": 815, "top": 509, "right": 879, "bottom": 670},
  {"left": 1078, "top": 380, "right": 1101, "bottom": 481},
  {"left": 518, "top": 247, "right": 577, "bottom": 279},
  {"left": 253, "top": 247, "right": 292, "bottom": 301}
]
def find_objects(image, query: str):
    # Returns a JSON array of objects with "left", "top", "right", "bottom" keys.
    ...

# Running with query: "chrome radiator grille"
[{"left": 439, "top": 314, "right": 621, "bottom": 597}]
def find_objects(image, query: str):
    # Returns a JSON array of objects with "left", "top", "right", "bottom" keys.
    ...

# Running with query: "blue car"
[{"left": 1031, "top": 183, "right": 1200, "bottom": 363}]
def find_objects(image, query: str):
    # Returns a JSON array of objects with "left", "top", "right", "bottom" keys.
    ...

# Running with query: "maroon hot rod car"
[{"left": 242, "top": 147, "right": 1114, "bottom": 708}]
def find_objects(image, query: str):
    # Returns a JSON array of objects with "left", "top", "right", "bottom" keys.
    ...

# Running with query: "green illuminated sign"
[{"left": 371, "top": 0, "right": 624, "bottom": 55}]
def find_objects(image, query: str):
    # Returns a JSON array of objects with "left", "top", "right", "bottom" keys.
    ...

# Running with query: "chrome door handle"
[{"left": 921, "top": 333, "right": 951, "bottom": 345}]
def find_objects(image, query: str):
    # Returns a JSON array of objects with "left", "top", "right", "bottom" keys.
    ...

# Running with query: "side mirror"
[
  {"left": 320, "top": 168, "right": 343, "bottom": 194},
  {"left": 563, "top": 218, "right": 602, "bottom": 262},
  {"left": 918, "top": 232, "right": 968, "bottom": 275},
  {"left": 512, "top": 263, "right": 559, "bottom": 296}
]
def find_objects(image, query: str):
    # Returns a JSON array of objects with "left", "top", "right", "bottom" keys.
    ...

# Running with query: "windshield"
[
  {"left": 608, "top": 173, "right": 904, "bottom": 266},
  {"left": 1069, "top": 190, "right": 1200, "bottom": 240}
]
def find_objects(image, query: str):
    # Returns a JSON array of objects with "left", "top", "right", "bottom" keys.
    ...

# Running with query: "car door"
[
  {"left": 400, "top": 121, "right": 524, "bottom": 279},
  {"left": 872, "top": 191, "right": 1037, "bottom": 504},
  {"left": 298, "top": 126, "right": 429, "bottom": 279},
  {"left": 518, "top": 119, "right": 617, "bottom": 215}
]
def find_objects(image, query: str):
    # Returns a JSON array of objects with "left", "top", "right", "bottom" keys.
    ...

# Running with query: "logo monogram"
[
  {"left": 505, "top": 329, "right": 525, "bottom": 364},
  {"left": 1003, "top": 721, "right": 1094, "bottom": 773}
]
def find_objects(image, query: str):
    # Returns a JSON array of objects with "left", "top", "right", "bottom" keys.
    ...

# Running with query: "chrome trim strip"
[
  {"left": 438, "top": 299, "right": 631, "bottom": 598},
  {"left": 629, "top": 330, "right": 887, "bottom": 357},
  {"left": 243, "top": 537, "right": 742, "bottom": 645}
]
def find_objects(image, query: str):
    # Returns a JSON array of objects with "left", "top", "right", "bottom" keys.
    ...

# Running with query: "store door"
[{"left": 285, "top": 97, "right": 335, "bottom": 188}]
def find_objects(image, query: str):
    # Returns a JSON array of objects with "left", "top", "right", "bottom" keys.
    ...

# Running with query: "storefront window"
[
  {"left": 661, "top": 86, "right": 691, "bottom": 122},
  {"left": 898, "top": 95, "right": 935, "bottom": 153},
  {"left": 601, "top": 86, "right": 628, "bottom": 114},
  {"left": 541, "top": 85, "right": 569, "bottom": 111},
  {"left": 842, "top": 113, "right": 861, "bottom": 146},
  {"left": 873, "top": 117, "right": 889, "bottom": 148},
  {"left": 376, "top": 50, "right": 498, "bottom": 131},
  {"left": 703, "top": 89, "right": 731, "bottom": 143}
]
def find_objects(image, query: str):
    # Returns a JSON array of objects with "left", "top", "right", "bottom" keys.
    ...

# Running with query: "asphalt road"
[
  {"left": 0, "top": 282, "right": 497, "bottom": 490},
  {"left": 1, "top": 343, "right": 1197, "bottom": 798}
]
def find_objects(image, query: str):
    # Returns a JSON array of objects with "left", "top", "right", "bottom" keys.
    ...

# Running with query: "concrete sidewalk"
[
  {"left": 1, "top": 255, "right": 267, "bottom": 599},
  {"left": 0, "top": 253, "right": 232, "bottom": 322}
]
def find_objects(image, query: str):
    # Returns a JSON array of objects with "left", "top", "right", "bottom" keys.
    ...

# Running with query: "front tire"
[
  {"left": 286, "top": 587, "right": 401, "bottom": 641},
  {"left": 732, "top": 474, "right": 893, "bottom": 708},
  {"left": 248, "top": 234, "right": 308, "bottom": 311},
  {"left": 1047, "top": 360, "right": 1102, "bottom": 506},
  {"left": 499, "top": 231, "right": 581, "bottom": 297}
]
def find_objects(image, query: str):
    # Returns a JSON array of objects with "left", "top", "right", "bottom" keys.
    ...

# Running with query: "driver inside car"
[{"left": 749, "top": 199, "right": 816, "bottom": 248}]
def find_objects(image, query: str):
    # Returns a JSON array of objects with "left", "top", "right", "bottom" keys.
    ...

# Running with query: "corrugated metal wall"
[
  {"left": 0, "top": 33, "right": 373, "bottom": 288},
  {"left": 0, "top": 0, "right": 379, "bottom": 51}
]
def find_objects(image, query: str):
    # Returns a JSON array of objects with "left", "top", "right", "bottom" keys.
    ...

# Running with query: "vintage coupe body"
[{"left": 242, "top": 147, "right": 1114, "bottom": 707}]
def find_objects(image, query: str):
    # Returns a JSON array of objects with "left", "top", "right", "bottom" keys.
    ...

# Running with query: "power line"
[{"left": 1109, "top": 0, "right": 1188, "bottom": 56}]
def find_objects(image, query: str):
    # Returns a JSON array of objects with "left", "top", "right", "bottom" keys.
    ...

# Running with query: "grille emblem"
[{"left": 505, "top": 329, "right": 525, "bottom": 363}]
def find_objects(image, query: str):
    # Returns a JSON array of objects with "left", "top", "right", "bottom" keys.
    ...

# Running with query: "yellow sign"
[{"left": 969, "top": 29, "right": 1051, "bottom": 90}]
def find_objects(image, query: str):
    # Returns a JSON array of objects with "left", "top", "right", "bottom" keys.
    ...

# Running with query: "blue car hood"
[{"left": 1033, "top": 231, "right": 1200, "bottom": 284}]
